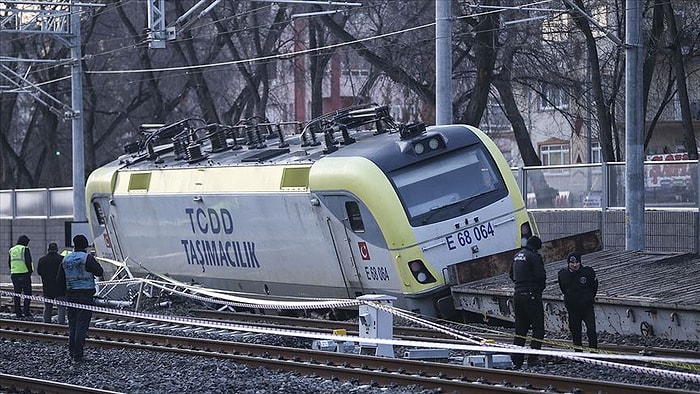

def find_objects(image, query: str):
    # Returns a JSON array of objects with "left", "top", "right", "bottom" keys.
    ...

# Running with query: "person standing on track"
[
  {"left": 58, "top": 234, "right": 104, "bottom": 363},
  {"left": 509, "top": 235, "right": 546, "bottom": 369},
  {"left": 37, "top": 242, "right": 67, "bottom": 324},
  {"left": 558, "top": 251, "right": 598, "bottom": 351},
  {"left": 8, "top": 235, "right": 33, "bottom": 319}
]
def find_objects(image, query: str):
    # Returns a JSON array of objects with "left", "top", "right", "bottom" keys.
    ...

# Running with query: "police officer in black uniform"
[
  {"left": 558, "top": 251, "right": 598, "bottom": 351},
  {"left": 509, "top": 235, "right": 546, "bottom": 368}
]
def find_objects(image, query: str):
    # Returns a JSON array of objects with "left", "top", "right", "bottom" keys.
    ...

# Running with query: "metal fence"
[
  {"left": 0, "top": 187, "right": 74, "bottom": 218},
  {"left": 515, "top": 160, "right": 699, "bottom": 210}
]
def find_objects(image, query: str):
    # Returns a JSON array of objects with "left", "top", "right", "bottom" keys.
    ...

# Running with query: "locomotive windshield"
[{"left": 390, "top": 146, "right": 507, "bottom": 226}]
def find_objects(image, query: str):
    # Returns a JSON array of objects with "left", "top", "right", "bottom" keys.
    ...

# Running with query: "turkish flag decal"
[{"left": 358, "top": 241, "right": 370, "bottom": 260}]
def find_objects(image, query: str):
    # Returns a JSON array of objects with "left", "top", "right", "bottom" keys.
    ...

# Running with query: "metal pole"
[
  {"left": 70, "top": 2, "right": 86, "bottom": 223},
  {"left": 586, "top": 54, "right": 592, "bottom": 163},
  {"left": 601, "top": 161, "right": 608, "bottom": 248},
  {"left": 625, "top": 0, "right": 644, "bottom": 250},
  {"left": 435, "top": 0, "right": 452, "bottom": 125},
  {"left": 697, "top": 161, "right": 700, "bottom": 253}
]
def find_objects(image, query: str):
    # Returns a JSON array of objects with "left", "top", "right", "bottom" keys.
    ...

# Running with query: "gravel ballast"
[{"left": 1, "top": 319, "right": 699, "bottom": 393}]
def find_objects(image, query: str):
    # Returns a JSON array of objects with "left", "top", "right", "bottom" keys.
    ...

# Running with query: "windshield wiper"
[{"left": 420, "top": 201, "right": 459, "bottom": 225}]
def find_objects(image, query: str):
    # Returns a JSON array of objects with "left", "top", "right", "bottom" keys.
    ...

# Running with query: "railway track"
[
  {"left": 1, "top": 317, "right": 697, "bottom": 393},
  {"left": 187, "top": 309, "right": 700, "bottom": 360},
  {"left": 0, "top": 373, "right": 121, "bottom": 394},
  {"left": 3, "top": 295, "right": 699, "bottom": 361}
]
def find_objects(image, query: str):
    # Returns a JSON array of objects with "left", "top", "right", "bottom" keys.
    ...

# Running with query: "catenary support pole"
[
  {"left": 70, "top": 2, "right": 86, "bottom": 224},
  {"left": 435, "top": 0, "right": 452, "bottom": 125},
  {"left": 625, "top": 0, "right": 644, "bottom": 250}
]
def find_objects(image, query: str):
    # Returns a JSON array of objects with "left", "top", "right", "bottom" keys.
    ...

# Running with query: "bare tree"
[
  {"left": 566, "top": 0, "right": 620, "bottom": 162},
  {"left": 2, "top": 0, "right": 699, "bottom": 191},
  {"left": 661, "top": 0, "right": 698, "bottom": 159}
]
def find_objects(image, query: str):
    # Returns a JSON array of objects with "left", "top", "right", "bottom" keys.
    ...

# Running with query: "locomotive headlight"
[
  {"left": 408, "top": 259, "right": 436, "bottom": 284},
  {"left": 414, "top": 142, "right": 425, "bottom": 155},
  {"left": 428, "top": 137, "right": 439, "bottom": 150}
]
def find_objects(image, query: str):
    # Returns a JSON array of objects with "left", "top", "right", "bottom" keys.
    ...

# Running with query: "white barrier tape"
[
  {"left": 4, "top": 289, "right": 699, "bottom": 383},
  {"left": 376, "top": 302, "right": 700, "bottom": 377}
]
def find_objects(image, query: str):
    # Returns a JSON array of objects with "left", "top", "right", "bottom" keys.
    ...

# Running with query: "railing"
[
  {"left": 513, "top": 160, "right": 699, "bottom": 210},
  {"left": 0, "top": 187, "right": 74, "bottom": 219},
  {"left": 1, "top": 161, "right": 698, "bottom": 219}
]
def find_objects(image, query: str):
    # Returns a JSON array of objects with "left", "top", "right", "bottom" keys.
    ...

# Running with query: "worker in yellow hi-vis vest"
[{"left": 8, "top": 235, "right": 33, "bottom": 318}]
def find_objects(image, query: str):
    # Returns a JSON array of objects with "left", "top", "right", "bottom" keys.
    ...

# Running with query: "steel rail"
[
  {"left": 0, "top": 373, "right": 122, "bottom": 394},
  {"left": 0, "top": 320, "right": 694, "bottom": 394}
]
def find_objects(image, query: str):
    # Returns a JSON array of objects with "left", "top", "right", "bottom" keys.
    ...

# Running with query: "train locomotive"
[{"left": 85, "top": 104, "right": 535, "bottom": 318}]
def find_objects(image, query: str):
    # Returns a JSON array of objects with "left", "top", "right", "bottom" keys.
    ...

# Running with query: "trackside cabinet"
[{"left": 358, "top": 294, "right": 395, "bottom": 357}]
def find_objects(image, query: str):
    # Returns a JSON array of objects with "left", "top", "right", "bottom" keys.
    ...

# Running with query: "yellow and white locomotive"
[{"left": 85, "top": 104, "right": 534, "bottom": 318}]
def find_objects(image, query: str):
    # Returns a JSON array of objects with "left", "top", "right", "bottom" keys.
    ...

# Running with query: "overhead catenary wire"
[
  {"left": 1, "top": 0, "right": 570, "bottom": 97},
  {"left": 85, "top": 0, "right": 549, "bottom": 75}
]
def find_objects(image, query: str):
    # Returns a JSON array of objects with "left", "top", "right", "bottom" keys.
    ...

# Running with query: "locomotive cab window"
[
  {"left": 390, "top": 146, "right": 507, "bottom": 226},
  {"left": 345, "top": 201, "right": 365, "bottom": 232}
]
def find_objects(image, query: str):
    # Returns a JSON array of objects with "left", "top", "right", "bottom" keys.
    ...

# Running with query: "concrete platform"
[{"left": 451, "top": 250, "right": 700, "bottom": 341}]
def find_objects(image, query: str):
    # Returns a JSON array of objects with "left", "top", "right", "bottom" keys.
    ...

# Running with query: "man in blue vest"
[
  {"left": 8, "top": 235, "right": 33, "bottom": 318},
  {"left": 58, "top": 234, "right": 104, "bottom": 363}
]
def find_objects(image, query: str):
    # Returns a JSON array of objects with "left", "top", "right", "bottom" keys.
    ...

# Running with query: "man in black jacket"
[
  {"left": 509, "top": 235, "right": 546, "bottom": 368},
  {"left": 558, "top": 252, "right": 598, "bottom": 351},
  {"left": 37, "top": 242, "right": 67, "bottom": 324}
]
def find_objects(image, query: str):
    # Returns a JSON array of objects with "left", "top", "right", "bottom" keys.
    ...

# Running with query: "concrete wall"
[
  {"left": 0, "top": 218, "right": 68, "bottom": 280},
  {"left": 2, "top": 210, "right": 698, "bottom": 282},
  {"left": 602, "top": 210, "right": 698, "bottom": 252},
  {"left": 532, "top": 210, "right": 602, "bottom": 243}
]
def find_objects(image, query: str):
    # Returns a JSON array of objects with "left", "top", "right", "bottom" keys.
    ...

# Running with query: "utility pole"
[
  {"left": 435, "top": 0, "right": 452, "bottom": 125},
  {"left": 625, "top": 0, "right": 644, "bottom": 250},
  {"left": 70, "top": 1, "right": 86, "bottom": 223}
]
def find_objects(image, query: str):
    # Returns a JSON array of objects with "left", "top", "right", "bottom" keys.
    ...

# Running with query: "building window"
[
  {"left": 341, "top": 69, "right": 369, "bottom": 77},
  {"left": 540, "top": 83, "right": 568, "bottom": 110},
  {"left": 540, "top": 144, "right": 570, "bottom": 166},
  {"left": 542, "top": 13, "right": 570, "bottom": 42},
  {"left": 691, "top": 101, "right": 700, "bottom": 120},
  {"left": 591, "top": 141, "right": 601, "bottom": 163},
  {"left": 480, "top": 101, "right": 510, "bottom": 133}
]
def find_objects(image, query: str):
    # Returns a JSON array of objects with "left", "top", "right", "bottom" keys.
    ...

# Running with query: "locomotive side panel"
[{"left": 104, "top": 165, "right": 380, "bottom": 298}]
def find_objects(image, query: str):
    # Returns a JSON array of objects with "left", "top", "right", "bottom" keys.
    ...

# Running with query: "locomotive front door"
[
  {"left": 323, "top": 195, "right": 366, "bottom": 298},
  {"left": 90, "top": 197, "right": 126, "bottom": 263}
]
